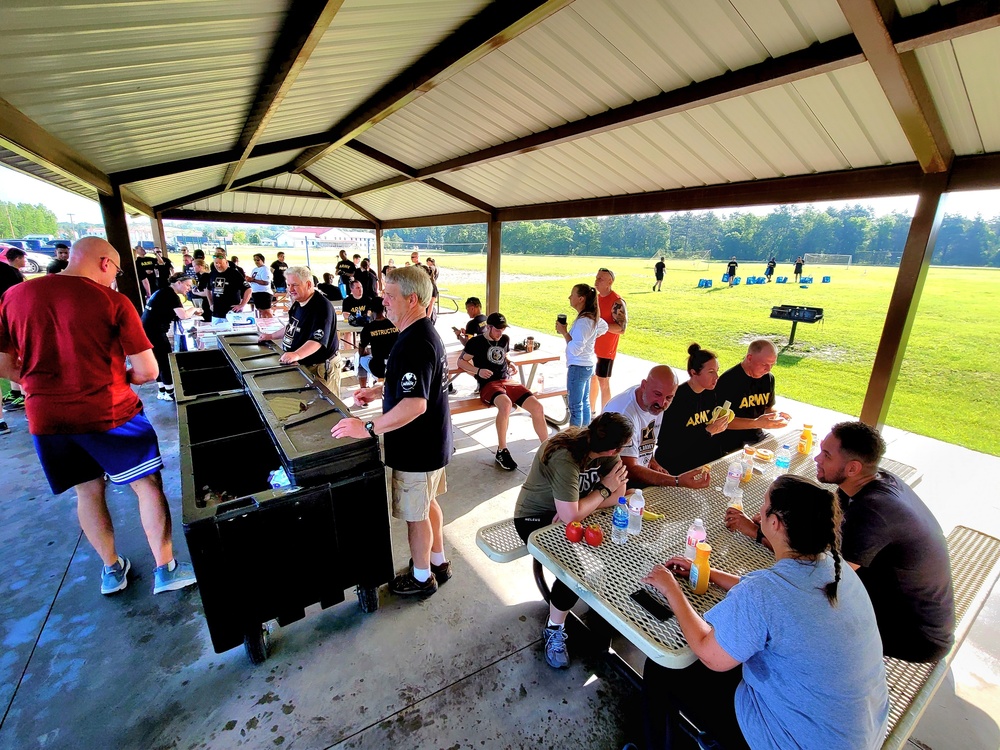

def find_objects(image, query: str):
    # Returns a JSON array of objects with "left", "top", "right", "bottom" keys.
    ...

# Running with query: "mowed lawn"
[{"left": 432, "top": 253, "right": 997, "bottom": 457}]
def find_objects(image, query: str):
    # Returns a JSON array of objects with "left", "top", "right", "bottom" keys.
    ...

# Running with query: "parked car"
[{"left": 1, "top": 247, "right": 53, "bottom": 275}]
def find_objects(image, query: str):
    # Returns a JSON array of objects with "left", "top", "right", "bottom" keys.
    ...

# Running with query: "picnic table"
[
  {"left": 526, "top": 428, "right": 922, "bottom": 669},
  {"left": 446, "top": 347, "right": 561, "bottom": 391}
]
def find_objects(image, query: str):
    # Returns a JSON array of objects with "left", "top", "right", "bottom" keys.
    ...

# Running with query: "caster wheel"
[
  {"left": 357, "top": 585, "right": 380, "bottom": 613},
  {"left": 244, "top": 622, "right": 270, "bottom": 664}
]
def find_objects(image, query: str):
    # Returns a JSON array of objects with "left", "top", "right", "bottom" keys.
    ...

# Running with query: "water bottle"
[
  {"left": 775, "top": 445, "right": 792, "bottom": 475},
  {"left": 627, "top": 489, "right": 645, "bottom": 535},
  {"left": 722, "top": 460, "right": 743, "bottom": 499},
  {"left": 612, "top": 497, "right": 630, "bottom": 545},
  {"left": 685, "top": 518, "right": 707, "bottom": 559}
]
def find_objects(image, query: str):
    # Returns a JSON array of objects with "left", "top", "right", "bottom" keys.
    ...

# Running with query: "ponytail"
[{"left": 572, "top": 283, "right": 599, "bottom": 322}]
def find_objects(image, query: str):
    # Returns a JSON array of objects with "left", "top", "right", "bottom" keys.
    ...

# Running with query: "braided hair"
[{"left": 765, "top": 475, "right": 844, "bottom": 605}]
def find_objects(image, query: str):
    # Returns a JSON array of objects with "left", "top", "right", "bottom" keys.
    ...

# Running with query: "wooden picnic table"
[{"left": 447, "top": 347, "right": 561, "bottom": 391}]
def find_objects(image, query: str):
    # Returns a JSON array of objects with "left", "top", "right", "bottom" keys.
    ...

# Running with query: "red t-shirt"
[
  {"left": 0, "top": 275, "right": 152, "bottom": 435},
  {"left": 594, "top": 290, "right": 624, "bottom": 359}
]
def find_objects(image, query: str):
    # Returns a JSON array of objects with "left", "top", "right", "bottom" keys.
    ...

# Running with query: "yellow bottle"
[
  {"left": 798, "top": 424, "right": 813, "bottom": 455},
  {"left": 741, "top": 445, "right": 755, "bottom": 482},
  {"left": 689, "top": 542, "right": 712, "bottom": 595}
]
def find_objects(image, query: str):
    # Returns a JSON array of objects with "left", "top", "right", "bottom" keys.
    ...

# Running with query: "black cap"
[{"left": 486, "top": 312, "right": 507, "bottom": 329}]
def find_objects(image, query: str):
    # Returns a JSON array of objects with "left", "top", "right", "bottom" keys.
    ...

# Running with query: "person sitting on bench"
[
  {"left": 643, "top": 475, "right": 889, "bottom": 749},
  {"left": 357, "top": 298, "right": 398, "bottom": 389},
  {"left": 456, "top": 312, "right": 550, "bottom": 472},
  {"left": 452, "top": 297, "right": 486, "bottom": 345}
]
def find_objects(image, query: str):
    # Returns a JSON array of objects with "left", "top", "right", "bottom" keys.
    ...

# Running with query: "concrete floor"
[{"left": 1, "top": 318, "right": 998, "bottom": 750}]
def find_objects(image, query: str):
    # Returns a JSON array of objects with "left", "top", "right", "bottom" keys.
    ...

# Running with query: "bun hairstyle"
[
  {"left": 168, "top": 271, "right": 190, "bottom": 285},
  {"left": 765, "top": 475, "right": 844, "bottom": 605},
  {"left": 541, "top": 411, "right": 633, "bottom": 469},
  {"left": 572, "top": 283, "right": 599, "bottom": 321},
  {"left": 686, "top": 343, "right": 718, "bottom": 374}
]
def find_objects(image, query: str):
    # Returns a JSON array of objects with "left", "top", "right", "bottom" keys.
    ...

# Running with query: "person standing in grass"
[
  {"left": 794, "top": 256, "right": 804, "bottom": 283},
  {"left": 556, "top": 283, "right": 607, "bottom": 427},
  {"left": 727, "top": 257, "right": 739, "bottom": 287},
  {"left": 653, "top": 256, "right": 666, "bottom": 291},
  {"left": 765, "top": 256, "right": 776, "bottom": 282}
]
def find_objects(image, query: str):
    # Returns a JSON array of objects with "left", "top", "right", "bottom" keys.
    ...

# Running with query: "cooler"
[{"left": 168, "top": 349, "right": 243, "bottom": 403}]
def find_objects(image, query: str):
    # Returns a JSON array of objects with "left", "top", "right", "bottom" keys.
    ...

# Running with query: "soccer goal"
[
  {"left": 803, "top": 253, "right": 852, "bottom": 267},
  {"left": 651, "top": 249, "right": 711, "bottom": 271}
]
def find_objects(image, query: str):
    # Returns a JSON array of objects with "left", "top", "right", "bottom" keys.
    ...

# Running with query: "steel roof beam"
[
  {"left": 161, "top": 209, "right": 375, "bottom": 230},
  {"left": 153, "top": 163, "right": 295, "bottom": 213},
  {"left": 236, "top": 186, "right": 331, "bottom": 199},
  {"left": 380, "top": 212, "right": 487, "bottom": 230},
  {"left": 223, "top": 0, "right": 345, "bottom": 189},
  {"left": 299, "top": 171, "right": 382, "bottom": 226},
  {"left": 290, "top": 0, "right": 576, "bottom": 173},
  {"left": 893, "top": 0, "right": 1000, "bottom": 53},
  {"left": 838, "top": 0, "right": 952, "bottom": 173}
]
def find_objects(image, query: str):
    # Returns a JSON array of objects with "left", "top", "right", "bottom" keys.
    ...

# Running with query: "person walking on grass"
[
  {"left": 727, "top": 256, "right": 739, "bottom": 287},
  {"left": 794, "top": 256, "right": 804, "bottom": 283},
  {"left": 0, "top": 237, "right": 197, "bottom": 597},
  {"left": 653, "top": 256, "right": 665, "bottom": 291}
]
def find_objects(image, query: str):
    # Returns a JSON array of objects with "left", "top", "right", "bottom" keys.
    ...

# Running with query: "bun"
[{"left": 687, "top": 342, "right": 702, "bottom": 356}]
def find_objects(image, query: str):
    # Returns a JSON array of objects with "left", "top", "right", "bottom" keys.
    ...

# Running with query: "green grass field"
[{"left": 232, "top": 247, "right": 999, "bottom": 456}]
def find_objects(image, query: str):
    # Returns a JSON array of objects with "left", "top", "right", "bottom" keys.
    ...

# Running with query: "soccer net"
[
  {"left": 803, "top": 253, "right": 852, "bottom": 267},
  {"left": 651, "top": 249, "right": 711, "bottom": 271}
]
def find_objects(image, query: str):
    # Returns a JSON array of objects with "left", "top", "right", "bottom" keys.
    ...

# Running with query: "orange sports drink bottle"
[
  {"left": 689, "top": 542, "right": 712, "bottom": 595},
  {"left": 798, "top": 424, "right": 813, "bottom": 455}
]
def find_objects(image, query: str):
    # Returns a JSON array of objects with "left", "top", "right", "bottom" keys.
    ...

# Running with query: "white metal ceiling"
[
  {"left": 183, "top": 191, "right": 367, "bottom": 222},
  {"left": 306, "top": 147, "right": 401, "bottom": 194},
  {"left": 351, "top": 181, "right": 479, "bottom": 220}
]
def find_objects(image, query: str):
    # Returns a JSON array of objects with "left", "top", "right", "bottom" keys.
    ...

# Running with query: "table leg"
[
  {"left": 521, "top": 363, "right": 538, "bottom": 388},
  {"left": 544, "top": 395, "right": 570, "bottom": 429}
]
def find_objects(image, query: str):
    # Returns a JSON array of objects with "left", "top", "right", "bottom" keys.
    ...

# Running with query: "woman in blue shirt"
[{"left": 642, "top": 475, "right": 889, "bottom": 749}]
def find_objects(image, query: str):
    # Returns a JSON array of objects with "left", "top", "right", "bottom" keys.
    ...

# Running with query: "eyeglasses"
[{"left": 102, "top": 257, "right": 124, "bottom": 278}]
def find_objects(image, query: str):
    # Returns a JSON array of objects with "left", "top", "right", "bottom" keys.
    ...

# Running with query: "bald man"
[
  {"left": 0, "top": 237, "right": 197, "bottom": 598},
  {"left": 603, "top": 366, "right": 712, "bottom": 489},
  {"left": 715, "top": 339, "right": 790, "bottom": 456}
]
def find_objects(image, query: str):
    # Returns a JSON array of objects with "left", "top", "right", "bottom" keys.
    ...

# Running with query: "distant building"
[{"left": 275, "top": 226, "right": 376, "bottom": 255}]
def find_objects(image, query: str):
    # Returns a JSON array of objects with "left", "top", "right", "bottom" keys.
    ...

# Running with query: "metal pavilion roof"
[{"left": 2, "top": 0, "right": 1000, "bottom": 229}]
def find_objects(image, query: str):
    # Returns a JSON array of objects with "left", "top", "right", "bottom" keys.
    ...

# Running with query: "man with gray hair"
[
  {"left": 714, "top": 338, "right": 790, "bottom": 455},
  {"left": 331, "top": 265, "right": 452, "bottom": 598},
  {"left": 258, "top": 266, "right": 339, "bottom": 395}
]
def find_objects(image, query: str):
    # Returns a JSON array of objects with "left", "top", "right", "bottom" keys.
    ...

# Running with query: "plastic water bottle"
[
  {"left": 627, "top": 489, "right": 645, "bottom": 535},
  {"left": 612, "top": 497, "right": 630, "bottom": 545},
  {"left": 685, "top": 518, "right": 707, "bottom": 559},
  {"left": 722, "top": 460, "right": 743, "bottom": 499},
  {"left": 775, "top": 445, "right": 792, "bottom": 475}
]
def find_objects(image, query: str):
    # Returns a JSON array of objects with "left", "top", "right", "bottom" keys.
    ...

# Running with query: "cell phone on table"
[{"left": 630, "top": 589, "right": 674, "bottom": 622}]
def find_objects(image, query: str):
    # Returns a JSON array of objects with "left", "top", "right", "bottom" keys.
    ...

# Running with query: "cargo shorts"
[{"left": 390, "top": 468, "right": 447, "bottom": 522}]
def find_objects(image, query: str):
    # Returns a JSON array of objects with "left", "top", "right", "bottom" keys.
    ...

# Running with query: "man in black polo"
[
  {"left": 714, "top": 339, "right": 790, "bottom": 456},
  {"left": 258, "top": 266, "right": 340, "bottom": 395},
  {"left": 46, "top": 243, "right": 70, "bottom": 274},
  {"left": 207, "top": 255, "right": 251, "bottom": 323},
  {"left": 335, "top": 250, "right": 356, "bottom": 292},
  {"left": 134, "top": 246, "right": 156, "bottom": 299},
  {"left": 331, "top": 265, "right": 452, "bottom": 598}
]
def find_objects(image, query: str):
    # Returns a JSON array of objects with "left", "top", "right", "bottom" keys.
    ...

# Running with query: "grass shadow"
[{"left": 777, "top": 347, "right": 806, "bottom": 366}]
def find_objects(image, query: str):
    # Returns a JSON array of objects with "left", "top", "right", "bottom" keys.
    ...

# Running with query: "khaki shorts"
[
  {"left": 391, "top": 468, "right": 447, "bottom": 522},
  {"left": 305, "top": 353, "right": 342, "bottom": 398}
]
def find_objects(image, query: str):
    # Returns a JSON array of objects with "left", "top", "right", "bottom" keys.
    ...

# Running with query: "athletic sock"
[
  {"left": 412, "top": 567, "right": 431, "bottom": 583},
  {"left": 546, "top": 619, "right": 564, "bottom": 630},
  {"left": 430, "top": 551, "right": 447, "bottom": 566}
]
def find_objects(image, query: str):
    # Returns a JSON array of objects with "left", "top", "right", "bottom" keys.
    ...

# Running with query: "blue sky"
[{"left": 1, "top": 164, "right": 998, "bottom": 227}]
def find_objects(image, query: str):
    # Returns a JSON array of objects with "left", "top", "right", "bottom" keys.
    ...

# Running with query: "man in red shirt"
[
  {"left": 590, "top": 267, "right": 628, "bottom": 414},
  {"left": 0, "top": 237, "right": 197, "bottom": 597}
]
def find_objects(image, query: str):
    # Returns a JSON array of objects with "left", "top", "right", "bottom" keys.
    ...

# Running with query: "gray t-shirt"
[
  {"left": 514, "top": 447, "right": 618, "bottom": 519},
  {"left": 706, "top": 556, "right": 889, "bottom": 749}
]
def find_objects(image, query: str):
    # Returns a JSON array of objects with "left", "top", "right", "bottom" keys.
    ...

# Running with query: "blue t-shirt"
[{"left": 705, "top": 556, "right": 888, "bottom": 749}]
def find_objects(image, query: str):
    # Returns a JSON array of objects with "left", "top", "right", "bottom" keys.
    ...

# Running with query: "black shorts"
[
  {"left": 595, "top": 357, "right": 614, "bottom": 378},
  {"left": 252, "top": 292, "right": 272, "bottom": 310}
]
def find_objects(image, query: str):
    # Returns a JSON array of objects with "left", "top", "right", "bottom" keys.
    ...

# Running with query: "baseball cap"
[{"left": 486, "top": 312, "right": 507, "bottom": 329}]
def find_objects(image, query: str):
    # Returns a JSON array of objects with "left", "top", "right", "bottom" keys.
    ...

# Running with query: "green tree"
[
  {"left": 232, "top": 229, "right": 247, "bottom": 244},
  {"left": 247, "top": 230, "right": 261, "bottom": 244},
  {"left": 0, "top": 201, "right": 58, "bottom": 237}
]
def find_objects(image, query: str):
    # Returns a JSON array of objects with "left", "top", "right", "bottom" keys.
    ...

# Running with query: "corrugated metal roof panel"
[
  {"left": 128, "top": 166, "right": 229, "bottom": 208},
  {"left": 949, "top": 26, "right": 1000, "bottom": 153},
  {"left": 235, "top": 151, "right": 299, "bottom": 183},
  {"left": 352, "top": 182, "right": 476, "bottom": 220},
  {"left": 307, "top": 148, "right": 400, "bottom": 193},
  {"left": 357, "top": 0, "right": 847, "bottom": 169},
  {"left": 184, "top": 191, "right": 367, "bottom": 222},
  {"left": 0, "top": 1, "right": 289, "bottom": 173},
  {"left": 0, "top": 147, "right": 99, "bottom": 203},
  {"left": 915, "top": 41, "right": 984, "bottom": 156},
  {"left": 248, "top": 173, "right": 326, "bottom": 193},
  {"left": 257, "top": 0, "right": 492, "bottom": 146}
]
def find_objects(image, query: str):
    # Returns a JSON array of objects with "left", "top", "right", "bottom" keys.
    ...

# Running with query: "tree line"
[
  {"left": 383, "top": 205, "right": 1000, "bottom": 267},
  {"left": 0, "top": 201, "right": 58, "bottom": 238}
]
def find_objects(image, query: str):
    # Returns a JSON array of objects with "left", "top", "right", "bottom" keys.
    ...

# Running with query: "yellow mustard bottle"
[
  {"left": 689, "top": 542, "right": 712, "bottom": 595},
  {"left": 798, "top": 424, "right": 813, "bottom": 455}
]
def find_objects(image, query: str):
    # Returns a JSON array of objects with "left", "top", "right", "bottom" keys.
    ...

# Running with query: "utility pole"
[{"left": 67, "top": 213, "right": 75, "bottom": 239}]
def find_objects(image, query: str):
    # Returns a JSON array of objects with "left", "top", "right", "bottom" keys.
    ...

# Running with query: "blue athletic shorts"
[{"left": 32, "top": 411, "right": 164, "bottom": 495}]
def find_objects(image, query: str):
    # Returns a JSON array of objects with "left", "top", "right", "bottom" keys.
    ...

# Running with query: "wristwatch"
[
  {"left": 593, "top": 482, "right": 611, "bottom": 499},
  {"left": 363, "top": 420, "right": 377, "bottom": 438}
]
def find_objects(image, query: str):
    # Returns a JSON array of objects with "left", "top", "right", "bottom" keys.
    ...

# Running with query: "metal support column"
[
  {"left": 860, "top": 171, "right": 949, "bottom": 428},
  {"left": 375, "top": 228, "right": 383, "bottom": 280},
  {"left": 486, "top": 215, "right": 501, "bottom": 314},
  {"left": 99, "top": 184, "right": 143, "bottom": 312},
  {"left": 150, "top": 213, "right": 168, "bottom": 253}
]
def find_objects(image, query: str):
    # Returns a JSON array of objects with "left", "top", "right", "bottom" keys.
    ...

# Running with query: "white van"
[{"left": 23, "top": 234, "right": 54, "bottom": 242}]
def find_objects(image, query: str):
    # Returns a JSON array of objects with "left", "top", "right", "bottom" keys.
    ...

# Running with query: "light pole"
[{"left": 67, "top": 213, "right": 75, "bottom": 239}]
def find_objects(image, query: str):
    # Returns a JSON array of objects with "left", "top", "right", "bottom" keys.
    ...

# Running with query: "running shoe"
[
  {"left": 101, "top": 556, "right": 131, "bottom": 595},
  {"left": 153, "top": 560, "right": 198, "bottom": 594},
  {"left": 495, "top": 448, "right": 518, "bottom": 471},
  {"left": 543, "top": 625, "right": 570, "bottom": 669}
]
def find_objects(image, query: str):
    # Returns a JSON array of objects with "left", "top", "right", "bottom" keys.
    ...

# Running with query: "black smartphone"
[{"left": 630, "top": 589, "right": 674, "bottom": 622}]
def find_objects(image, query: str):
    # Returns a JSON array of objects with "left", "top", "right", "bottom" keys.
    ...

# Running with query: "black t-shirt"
[
  {"left": 838, "top": 473, "right": 955, "bottom": 660},
  {"left": 270, "top": 260, "right": 288, "bottom": 288},
  {"left": 382, "top": 317, "right": 452, "bottom": 472},
  {"left": 654, "top": 261, "right": 665, "bottom": 278},
  {"left": 336, "top": 259, "right": 356, "bottom": 284},
  {"left": 727, "top": 261, "right": 738, "bottom": 276},
  {"left": 317, "top": 282, "right": 343, "bottom": 301},
  {"left": 0, "top": 263, "right": 25, "bottom": 298},
  {"left": 208, "top": 266, "right": 250, "bottom": 317},
  {"left": 283, "top": 292, "right": 336, "bottom": 367},
  {"left": 653, "top": 382, "right": 722, "bottom": 475},
  {"left": 154, "top": 257, "right": 174, "bottom": 290},
  {"left": 342, "top": 295, "right": 370, "bottom": 327},
  {"left": 463, "top": 333, "right": 511, "bottom": 388},
  {"left": 358, "top": 268, "right": 378, "bottom": 299},
  {"left": 141, "top": 288, "right": 183, "bottom": 337},
  {"left": 766, "top": 259, "right": 776, "bottom": 272},
  {"left": 794, "top": 260, "right": 803, "bottom": 273},
  {"left": 135, "top": 256, "right": 157, "bottom": 289},
  {"left": 465, "top": 314, "right": 487, "bottom": 337},
  {"left": 714, "top": 363, "right": 775, "bottom": 456},
  {"left": 359, "top": 318, "right": 399, "bottom": 378},
  {"left": 46, "top": 258, "right": 68, "bottom": 275}
]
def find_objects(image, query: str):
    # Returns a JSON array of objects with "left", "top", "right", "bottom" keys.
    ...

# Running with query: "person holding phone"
[
  {"left": 513, "top": 412, "right": 632, "bottom": 669},
  {"left": 641, "top": 476, "right": 888, "bottom": 749}
]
